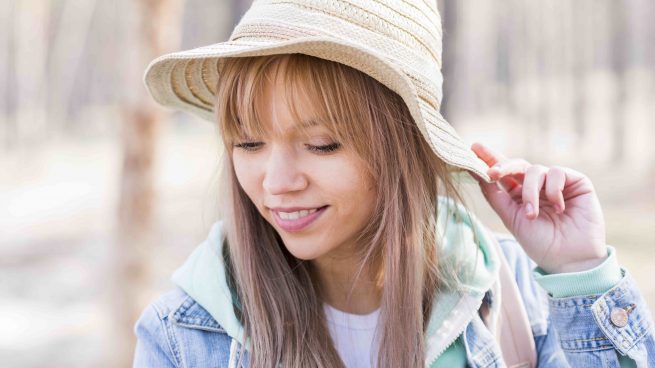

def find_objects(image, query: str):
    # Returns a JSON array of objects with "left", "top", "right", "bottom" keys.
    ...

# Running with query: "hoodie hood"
[{"left": 170, "top": 195, "right": 500, "bottom": 358}]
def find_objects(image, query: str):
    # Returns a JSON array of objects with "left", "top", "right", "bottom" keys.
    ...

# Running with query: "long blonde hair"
[{"left": 214, "top": 53, "right": 469, "bottom": 367}]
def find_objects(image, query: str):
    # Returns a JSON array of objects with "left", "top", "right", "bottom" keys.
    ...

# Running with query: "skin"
[
  {"left": 231, "top": 67, "right": 381, "bottom": 315},
  {"left": 470, "top": 142, "right": 608, "bottom": 274}
]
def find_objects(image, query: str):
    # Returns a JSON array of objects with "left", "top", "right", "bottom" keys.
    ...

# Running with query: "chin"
[{"left": 283, "top": 240, "right": 326, "bottom": 261}]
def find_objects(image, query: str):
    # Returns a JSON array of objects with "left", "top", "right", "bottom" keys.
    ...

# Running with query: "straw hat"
[{"left": 143, "top": 0, "right": 492, "bottom": 184}]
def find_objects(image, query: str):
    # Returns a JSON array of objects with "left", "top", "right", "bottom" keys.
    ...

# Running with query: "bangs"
[{"left": 215, "top": 54, "right": 373, "bottom": 148}]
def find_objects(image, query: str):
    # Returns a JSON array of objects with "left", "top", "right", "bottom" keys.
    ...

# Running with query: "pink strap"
[{"left": 484, "top": 230, "right": 538, "bottom": 368}]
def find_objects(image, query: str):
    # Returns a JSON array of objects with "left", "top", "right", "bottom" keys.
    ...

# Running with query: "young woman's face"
[{"left": 231, "top": 72, "right": 377, "bottom": 262}]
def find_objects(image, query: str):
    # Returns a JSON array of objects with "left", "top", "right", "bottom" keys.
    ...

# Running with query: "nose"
[{"left": 262, "top": 146, "right": 308, "bottom": 195}]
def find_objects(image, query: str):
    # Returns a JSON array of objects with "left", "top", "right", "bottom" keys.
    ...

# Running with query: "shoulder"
[
  {"left": 133, "top": 287, "right": 235, "bottom": 368},
  {"left": 135, "top": 287, "right": 190, "bottom": 324},
  {"left": 134, "top": 286, "right": 228, "bottom": 335}
]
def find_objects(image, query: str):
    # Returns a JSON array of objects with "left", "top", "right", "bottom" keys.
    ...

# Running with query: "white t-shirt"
[{"left": 323, "top": 303, "right": 381, "bottom": 368}]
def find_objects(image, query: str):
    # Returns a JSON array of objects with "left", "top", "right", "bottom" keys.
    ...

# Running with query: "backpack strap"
[{"left": 483, "top": 231, "right": 538, "bottom": 368}]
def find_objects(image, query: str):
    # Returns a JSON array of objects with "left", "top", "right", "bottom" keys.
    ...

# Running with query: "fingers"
[
  {"left": 472, "top": 142, "right": 522, "bottom": 195},
  {"left": 486, "top": 158, "right": 528, "bottom": 202},
  {"left": 471, "top": 142, "right": 508, "bottom": 167},
  {"left": 471, "top": 142, "right": 587, "bottom": 223},
  {"left": 512, "top": 164, "right": 573, "bottom": 220},
  {"left": 488, "top": 158, "right": 530, "bottom": 192},
  {"left": 521, "top": 165, "right": 549, "bottom": 219},
  {"left": 475, "top": 170, "right": 522, "bottom": 224},
  {"left": 488, "top": 158, "right": 531, "bottom": 180},
  {"left": 545, "top": 167, "right": 566, "bottom": 214}
]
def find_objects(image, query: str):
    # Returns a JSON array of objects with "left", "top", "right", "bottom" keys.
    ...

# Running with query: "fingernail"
[{"left": 525, "top": 202, "right": 534, "bottom": 217}]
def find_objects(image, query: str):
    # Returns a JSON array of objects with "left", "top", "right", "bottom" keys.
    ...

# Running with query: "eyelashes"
[
  {"left": 233, "top": 142, "right": 342, "bottom": 154},
  {"left": 233, "top": 142, "right": 263, "bottom": 151},
  {"left": 307, "top": 142, "right": 341, "bottom": 153}
]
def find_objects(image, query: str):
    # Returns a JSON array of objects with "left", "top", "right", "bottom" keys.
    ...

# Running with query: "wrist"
[
  {"left": 533, "top": 246, "right": 623, "bottom": 298},
  {"left": 538, "top": 243, "right": 608, "bottom": 274},
  {"left": 548, "top": 255, "right": 608, "bottom": 273}
]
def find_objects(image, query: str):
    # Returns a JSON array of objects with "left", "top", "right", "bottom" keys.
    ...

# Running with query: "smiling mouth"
[
  {"left": 271, "top": 205, "right": 329, "bottom": 232},
  {"left": 276, "top": 206, "right": 327, "bottom": 220}
]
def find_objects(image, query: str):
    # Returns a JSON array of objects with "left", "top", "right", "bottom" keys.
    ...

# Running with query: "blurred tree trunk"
[
  {"left": 0, "top": 1, "right": 12, "bottom": 148},
  {"left": 571, "top": 0, "right": 590, "bottom": 142},
  {"left": 14, "top": 0, "right": 49, "bottom": 146},
  {"left": 47, "top": 0, "right": 97, "bottom": 134},
  {"left": 650, "top": 0, "right": 655, "bottom": 173},
  {"left": 610, "top": 0, "right": 627, "bottom": 165},
  {"left": 113, "top": 0, "right": 184, "bottom": 366}
]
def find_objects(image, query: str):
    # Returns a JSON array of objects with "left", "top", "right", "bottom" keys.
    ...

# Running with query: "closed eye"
[
  {"left": 233, "top": 142, "right": 342, "bottom": 153},
  {"left": 306, "top": 142, "right": 341, "bottom": 154},
  {"left": 233, "top": 142, "right": 263, "bottom": 151}
]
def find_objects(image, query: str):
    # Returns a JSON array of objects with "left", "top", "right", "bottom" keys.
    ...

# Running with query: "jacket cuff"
[
  {"left": 546, "top": 271, "right": 653, "bottom": 356},
  {"left": 533, "top": 246, "right": 622, "bottom": 298}
]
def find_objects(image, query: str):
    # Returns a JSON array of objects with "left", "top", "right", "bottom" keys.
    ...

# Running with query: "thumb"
[{"left": 471, "top": 172, "right": 521, "bottom": 228}]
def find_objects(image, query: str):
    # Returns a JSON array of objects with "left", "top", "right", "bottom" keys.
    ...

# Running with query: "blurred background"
[{"left": 1, "top": 0, "right": 653, "bottom": 366}]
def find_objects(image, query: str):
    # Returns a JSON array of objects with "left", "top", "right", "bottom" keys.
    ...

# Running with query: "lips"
[{"left": 271, "top": 205, "right": 328, "bottom": 233}]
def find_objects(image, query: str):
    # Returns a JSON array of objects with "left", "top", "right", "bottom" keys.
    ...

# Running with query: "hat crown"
[{"left": 229, "top": 0, "right": 444, "bottom": 105}]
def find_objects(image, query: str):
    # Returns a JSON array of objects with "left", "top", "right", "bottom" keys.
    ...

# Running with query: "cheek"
[
  {"left": 346, "top": 170, "right": 377, "bottom": 226},
  {"left": 345, "top": 178, "right": 377, "bottom": 222},
  {"left": 315, "top": 159, "right": 376, "bottom": 218},
  {"left": 232, "top": 155, "right": 262, "bottom": 201}
]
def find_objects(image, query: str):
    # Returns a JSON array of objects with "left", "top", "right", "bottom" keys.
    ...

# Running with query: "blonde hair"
[{"left": 214, "top": 53, "right": 469, "bottom": 367}]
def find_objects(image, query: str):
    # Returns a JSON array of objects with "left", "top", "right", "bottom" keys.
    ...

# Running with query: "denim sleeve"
[
  {"left": 133, "top": 302, "right": 180, "bottom": 368},
  {"left": 532, "top": 246, "right": 641, "bottom": 367},
  {"left": 544, "top": 271, "right": 654, "bottom": 367},
  {"left": 493, "top": 232, "right": 655, "bottom": 367}
]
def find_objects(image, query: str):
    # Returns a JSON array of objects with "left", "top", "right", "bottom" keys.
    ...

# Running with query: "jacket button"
[{"left": 610, "top": 307, "right": 629, "bottom": 327}]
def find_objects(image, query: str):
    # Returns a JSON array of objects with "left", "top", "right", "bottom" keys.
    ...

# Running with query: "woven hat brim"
[{"left": 143, "top": 36, "right": 492, "bottom": 184}]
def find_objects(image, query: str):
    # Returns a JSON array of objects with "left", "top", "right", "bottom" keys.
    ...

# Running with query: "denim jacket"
[{"left": 133, "top": 198, "right": 655, "bottom": 367}]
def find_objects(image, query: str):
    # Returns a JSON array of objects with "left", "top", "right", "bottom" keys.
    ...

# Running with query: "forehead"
[
  {"left": 251, "top": 64, "right": 328, "bottom": 137},
  {"left": 220, "top": 54, "right": 347, "bottom": 143}
]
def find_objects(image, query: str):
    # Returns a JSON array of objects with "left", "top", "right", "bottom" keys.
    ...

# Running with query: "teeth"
[{"left": 278, "top": 208, "right": 318, "bottom": 220}]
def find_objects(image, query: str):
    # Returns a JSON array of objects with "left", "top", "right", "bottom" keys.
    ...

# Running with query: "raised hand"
[{"left": 469, "top": 142, "right": 608, "bottom": 274}]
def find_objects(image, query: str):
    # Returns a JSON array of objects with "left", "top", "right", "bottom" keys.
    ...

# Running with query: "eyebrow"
[
  {"left": 297, "top": 119, "right": 319, "bottom": 129},
  {"left": 283, "top": 119, "right": 320, "bottom": 133},
  {"left": 240, "top": 118, "right": 323, "bottom": 139}
]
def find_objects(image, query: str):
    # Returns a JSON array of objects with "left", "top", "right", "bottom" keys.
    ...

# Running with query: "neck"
[{"left": 311, "top": 250, "right": 382, "bottom": 315}]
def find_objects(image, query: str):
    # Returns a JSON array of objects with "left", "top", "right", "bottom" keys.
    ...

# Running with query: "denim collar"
[{"left": 170, "top": 291, "right": 226, "bottom": 333}]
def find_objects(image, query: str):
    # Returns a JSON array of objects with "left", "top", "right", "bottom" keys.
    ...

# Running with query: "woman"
[{"left": 134, "top": 1, "right": 654, "bottom": 367}]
